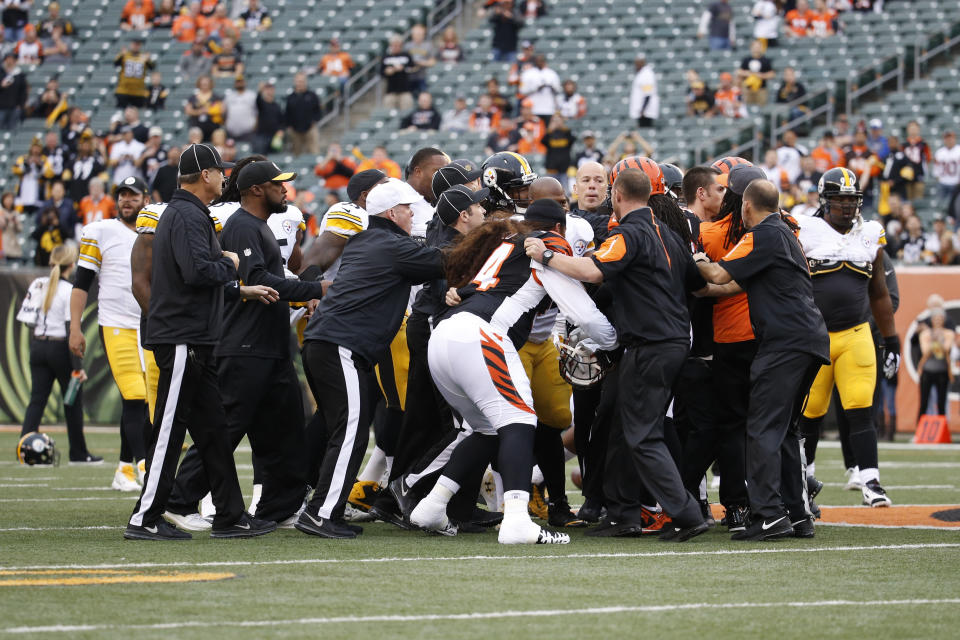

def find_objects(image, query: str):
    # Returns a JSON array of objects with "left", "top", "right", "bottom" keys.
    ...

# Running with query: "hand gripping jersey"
[
  {"left": 77, "top": 218, "right": 142, "bottom": 329},
  {"left": 136, "top": 202, "right": 224, "bottom": 235},
  {"left": 318, "top": 201, "right": 368, "bottom": 280},
  {"left": 797, "top": 215, "right": 885, "bottom": 332}
]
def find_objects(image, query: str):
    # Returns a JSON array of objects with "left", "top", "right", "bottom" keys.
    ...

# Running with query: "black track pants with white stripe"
[
  {"left": 302, "top": 340, "right": 376, "bottom": 520},
  {"left": 129, "top": 344, "right": 245, "bottom": 529}
]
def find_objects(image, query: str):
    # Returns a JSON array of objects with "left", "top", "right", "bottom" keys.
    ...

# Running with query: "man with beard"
[{"left": 70, "top": 176, "right": 152, "bottom": 492}]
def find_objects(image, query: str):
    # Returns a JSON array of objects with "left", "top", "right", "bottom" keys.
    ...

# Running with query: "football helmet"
[
  {"left": 658, "top": 163, "right": 685, "bottom": 201},
  {"left": 553, "top": 327, "right": 614, "bottom": 389},
  {"left": 17, "top": 432, "right": 59, "bottom": 466},
  {"left": 818, "top": 166, "right": 863, "bottom": 223},
  {"left": 481, "top": 151, "right": 537, "bottom": 214},
  {"left": 610, "top": 156, "right": 665, "bottom": 195},
  {"left": 711, "top": 156, "right": 753, "bottom": 175}
]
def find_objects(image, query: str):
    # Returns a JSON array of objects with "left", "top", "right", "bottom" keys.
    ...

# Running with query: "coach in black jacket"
[
  {"left": 126, "top": 144, "right": 275, "bottom": 541},
  {"left": 295, "top": 178, "right": 445, "bottom": 539}
]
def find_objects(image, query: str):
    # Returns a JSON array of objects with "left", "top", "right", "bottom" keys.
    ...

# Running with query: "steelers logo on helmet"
[
  {"left": 17, "top": 432, "right": 59, "bottom": 466},
  {"left": 818, "top": 167, "right": 863, "bottom": 228},
  {"left": 480, "top": 151, "right": 537, "bottom": 214}
]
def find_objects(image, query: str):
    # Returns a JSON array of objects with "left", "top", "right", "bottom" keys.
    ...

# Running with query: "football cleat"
[
  {"left": 576, "top": 498, "right": 604, "bottom": 523},
  {"left": 210, "top": 512, "right": 277, "bottom": 539},
  {"left": 163, "top": 511, "right": 213, "bottom": 532},
  {"left": 199, "top": 492, "right": 215, "bottom": 518},
  {"left": 640, "top": 506, "right": 672, "bottom": 535},
  {"left": 547, "top": 497, "right": 587, "bottom": 528},
  {"left": 528, "top": 483, "right": 549, "bottom": 519},
  {"left": 536, "top": 528, "right": 571, "bottom": 544},
  {"left": 410, "top": 495, "right": 450, "bottom": 533},
  {"left": 343, "top": 502, "right": 375, "bottom": 523},
  {"left": 69, "top": 453, "right": 104, "bottom": 464},
  {"left": 124, "top": 520, "right": 192, "bottom": 541},
  {"left": 111, "top": 462, "right": 140, "bottom": 492},
  {"left": 731, "top": 515, "right": 794, "bottom": 541},
  {"left": 294, "top": 510, "right": 357, "bottom": 539},
  {"left": 862, "top": 480, "right": 892, "bottom": 507},
  {"left": 844, "top": 466, "right": 863, "bottom": 491},
  {"left": 725, "top": 505, "right": 750, "bottom": 532},
  {"left": 806, "top": 474, "right": 824, "bottom": 499},
  {"left": 347, "top": 480, "right": 381, "bottom": 512},
  {"left": 792, "top": 517, "right": 815, "bottom": 538},
  {"left": 658, "top": 520, "right": 710, "bottom": 543}
]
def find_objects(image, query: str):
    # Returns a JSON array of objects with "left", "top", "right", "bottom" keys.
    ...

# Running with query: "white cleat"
[
  {"left": 410, "top": 496, "right": 450, "bottom": 533},
  {"left": 343, "top": 502, "right": 376, "bottom": 523},
  {"left": 163, "top": 511, "right": 213, "bottom": 531},
  {"left": 199, "top": 492, "right": 215, "bottom": 518},
  {"left": 844, "top": 466, "right": 863, "bottom": 491},
  {"left": 137, "top": 459, "right": 146, "bottom": 484},
  {"left": 498, "top": 519, "right": 570, "bottom": 545},
  {"left": 111, "top": 464, "right": 140, "bottom": 492},
  {"left": 862, "top": 480, "right": 892, "bottom": 508},
  {"left": 277, "top": 501, "right": 307, "bottom": 529}
]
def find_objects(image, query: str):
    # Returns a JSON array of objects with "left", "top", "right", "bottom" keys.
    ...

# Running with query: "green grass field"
[{"left": 1, "top": 429, "right": 959, "bottom": 639}]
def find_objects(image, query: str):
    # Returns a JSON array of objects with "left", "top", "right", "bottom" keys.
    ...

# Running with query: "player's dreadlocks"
[
  {"left": 445, "top": 219, "right": 549, "bottom": 289},
  {"left": 718, "top": 188, "right": 746, "bottom": 249},
  {"left": 214, "top": 154, "right": 267, "bottom": 204},
  {"left": 648, "top": 194, "right": 692, "bottom": 248}
]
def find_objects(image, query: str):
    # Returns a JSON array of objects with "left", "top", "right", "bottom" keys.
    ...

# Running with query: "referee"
[
  {"left": 695, "top": 180, "right": 829, "bottom": 541},
  {"left": 125, "top": 143, "right": 275, "bottom": 541},
  {"left": 295, "top": 179, "right": 445, "bottom": 539}
]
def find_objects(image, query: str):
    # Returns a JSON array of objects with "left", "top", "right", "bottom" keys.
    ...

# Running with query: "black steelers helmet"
[
  {"left": 658, "top": 163, "right": 685, "bottom": 202},
  {"left": 818, "top": 167, "right": 863, "bottom": 218},
  {"left": 17, "top": 432, "right": 59, "bottom": 466},
  {"left": 481, "top": 151, "right": 537, "bottom": 213}
]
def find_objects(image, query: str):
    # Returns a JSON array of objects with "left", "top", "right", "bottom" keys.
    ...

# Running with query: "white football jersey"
[
  {"left": 209, "top": 201, "right": 242, "bottom": 228},
  {"left": 934, "top": 145, "right": 960, "bottom": 187},
  {"left": 267, "top": 205, "right": 306, "bottom": 266},
  {"left": 797, "top": 215, "right": 885, "bottom": 266},
  {"left": 77, "top": 218, "right": 141, "bottom": 329},
  {"left": 410, "top": 195, "right": 435, "bottom": 239},
  {"left": 319, "top": 201, "right": 369, "bottom": 280},
  {"left": 136, "top": 202, "right": 224, "bottom": 235}
]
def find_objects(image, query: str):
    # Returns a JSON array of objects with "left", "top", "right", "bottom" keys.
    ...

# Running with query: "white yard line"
[
  {"left": 0, "top": 526, "right": 119, "bottom": 533},
  {"left": 818, "top": 522, "right": 960, "bottom": 530},
  {"left": 820, "top": 483, "right": 956, "bottom": 490},
  {"left": 5, "top": 599, "right": 960, "bottom": 634}
]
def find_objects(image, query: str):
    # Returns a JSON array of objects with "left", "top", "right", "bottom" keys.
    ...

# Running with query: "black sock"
[
  {"left": 442, "top": 432, "right": 497, "bottom": 487},
  {"left": 846, "top": 407, "right": 879, "bottom": 470},
  {"left": 497, "top": 423, "right": 536, "bottom": 492},
  {"left": 120, "top": 399, "right": 147, "bottom": 462},
  {"left": 533, "top": 423, "right": 565, "bottom": 502},
  {"left": 373, "top": 404, "right": 403, "bottom": 457},
  {"left": 798, "top": 415, "right": 823, "bottom": 466},
  {"left": 119, "top": 420, "right": 131, "bottom": 463}
]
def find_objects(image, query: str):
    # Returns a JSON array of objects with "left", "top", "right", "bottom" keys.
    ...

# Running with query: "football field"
[{"left": 1, "top": 429, "right": 959, "bottom": 639}]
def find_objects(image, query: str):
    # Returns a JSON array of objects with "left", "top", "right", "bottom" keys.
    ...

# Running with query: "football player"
[{"left": 481, "top": 151, "right": 537, "bottom": 216}]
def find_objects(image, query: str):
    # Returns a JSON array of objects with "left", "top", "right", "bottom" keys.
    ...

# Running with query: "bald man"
[{"left": 571, "top": 161, "right": 612, "bottom": 242}]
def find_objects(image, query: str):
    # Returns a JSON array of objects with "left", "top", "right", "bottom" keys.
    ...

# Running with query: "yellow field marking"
[{"left": 0, "top": 569, "right": 234, "bottom": 587}]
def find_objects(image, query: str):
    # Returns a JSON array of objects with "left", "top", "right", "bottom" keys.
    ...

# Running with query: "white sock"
[
  {"left": 426, "top": 475, "right": 460, "bottom": 506},
  {"left": 357, "top": 446, "right": 387, "bottom": 483},
  {"left": 380, "top": 456, "right": 394, "bottom": 487},
  {"left": 503, "top": 490, "right": 531, "bottom": 522},
  {"left": 531, "top": 465, "right": 544, "bottom": 486},
  {"left": 860, "top": 467, "right": 879, "bottom": 485},
  {"left": 807, "top": 462, "right": 816, "bottom": 478}
]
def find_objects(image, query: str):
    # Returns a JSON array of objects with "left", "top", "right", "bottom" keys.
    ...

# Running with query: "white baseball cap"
[{"left": 365, "top": 178, "right": 421, "bottom": 215}]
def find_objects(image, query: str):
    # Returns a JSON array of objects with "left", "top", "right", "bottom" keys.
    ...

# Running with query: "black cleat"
[
  {"left": 731, "top": 515, "right": 794, "bottom": 541},
  {"left": 210, "top": 512, "right": 277, "bottom": 539},
  {"left": 388, "top": 477, "right": 419, "bottom": 519},
  {"left": 468, "top": 507, "right": 503, "bottom": 528},
  {"left": 808, "top": 497, "right": 822, "bottom": 520},
  {"left": 658, "top": 520, "right": 710, "bottom": 543},
  {"left": 806, "top": 474, "right": 824, "bottom": 499},
  {"left": 295, "top": 510, "right": 357, "bottom": 539},
  {"left": 699, "top": 500, "right": 716, "bottom": 527},
  {"left": 548, "top": 497, "right": 588, "bottom": 528},
  {"left": 369, "top": 493, "right": 417, "bottom": 530},
  {"left": 585, "top": 518, "right": 643, "bottom": 538},
  {"left": 577, "top": 498, "right": 604, "bottom": 523},
  {"left": 792, "top": 517, "right": 815, "bottom": 538},
  {"left": 725, "top": 505, "right": 749, "bottom": 532},
  {"left": 69, "top": 453, "right": 104, "bottom": 465},
  {"left": 124, "top": 520, "right": 192, "bottom": 541}
]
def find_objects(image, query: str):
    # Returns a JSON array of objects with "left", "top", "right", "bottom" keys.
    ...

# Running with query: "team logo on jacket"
[{"left": 243, "top": 248, "right": 252, "bottom": 256}]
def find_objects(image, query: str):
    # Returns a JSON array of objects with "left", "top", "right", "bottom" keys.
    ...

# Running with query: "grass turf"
[{"left": 1, "top": 430, "right": 959, "bottom": 639}]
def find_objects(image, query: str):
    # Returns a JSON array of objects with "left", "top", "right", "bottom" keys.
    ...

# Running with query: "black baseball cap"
[
  {"left": 114, "top": 175, "right": 148, "bottom": 196},
  {"left": 431, "top": 159, "right": 483, "bottom": 200},
  {"left": 728, "top": 165, "right": 767, "bottom": 196},
  {"left": 436, "top": 185, "right": 489, "bottom": 226},
  {"left": 347, "top": 169, "right": 387, "bottom": 202},
  {"left": 524, "top": 198, "right": 566, "bottom": 225},
  {"left": 178, "top": 143, "right": 235, "bottom": 175},
  {"left": 236, "top": 161, "right": 297, "bottom": 191}
]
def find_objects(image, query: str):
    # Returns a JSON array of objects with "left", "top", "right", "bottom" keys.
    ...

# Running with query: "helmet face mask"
[
  {"left": 482, "top": 152, "right": 537, "bottom": 214},
  {"left": 818, "top": 167, "right": 863, "bottom": 229},
  {"left": 17, "top": 432, "right": 60, "bottom": 466}
]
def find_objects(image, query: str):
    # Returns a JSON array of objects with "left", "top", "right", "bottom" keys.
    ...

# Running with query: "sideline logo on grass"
[{"left": 0, "top": 569, "right": 235, "bottom": 587}]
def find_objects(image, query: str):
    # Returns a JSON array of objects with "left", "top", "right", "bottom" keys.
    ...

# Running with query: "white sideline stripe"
[
  {"left": 819, "top": 522, "right": 960, "bottom": 530},
  {"left": 3, "top": 543, "right": 958, "bottom": 572},
  {"left": 0, "top": 477, "right": 56, "bottom": 481},
  {"left": 6, "top": 599, "right": 960, "bottom": 634},
  {"left": 0, "top": 526, "right": 119, "bottom": 533},
  {"left": 817, "top": 441, "right": 960, "bottom": 451},
  {"left": 0, "top": 483, "right": 47, "bottom": 488},
  {"left": 880, "top": 462, "right": 960, "bottom": 468},
  {"left": 821, "top": 483, "right": 956, "bottom": 490},
  {"left": 0, "top": 497, "right": 137, "bottom": 502}
]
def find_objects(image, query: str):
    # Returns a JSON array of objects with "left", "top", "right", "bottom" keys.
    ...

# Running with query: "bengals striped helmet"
[
  {"left": 711, "top": 156, "right": 753, "bottom": 187},
  {"left": 610, "top": 156, "right": 665, "bottom": 195}
]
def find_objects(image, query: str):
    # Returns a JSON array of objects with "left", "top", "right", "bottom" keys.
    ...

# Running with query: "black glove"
[{"left": 880, "top": 334, "right": 901, "bottom": 380}]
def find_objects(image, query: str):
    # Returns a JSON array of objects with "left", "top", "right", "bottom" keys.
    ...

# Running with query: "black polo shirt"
[
  {"left": 590, "top": 207, "right": 693, "bottom": 345},
  {"left": 719, "top": 212, "right": 829, "bottom": 362}
]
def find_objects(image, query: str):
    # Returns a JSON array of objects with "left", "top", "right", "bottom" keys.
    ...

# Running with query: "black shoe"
[
  {"left": 468, "top": 507, "right": 503, "bottom": 528},
  {"left": 451, "top": 519, "right": 486, "bottom": 533},
  {"left": 725, "top": 505, "right": 749, "bottom": 532},
  {"left": 294, "top": 510, "right": 357, "bottom": 539},
  {"left": 806, "top": 474, "right": 824, "bottom": 499},
  {"left": 369, "top": 493, "right": 416, "bottom": 530},
  {"left": 548, "top": 497, "right": 588, "bottom": 528},
  {"left": 731, "top": 515, "right": 794, "bottom": 541},
  {"left": 338, "top": 519, "right": 363, "bottom": 535},
  {"left": 69, "top": 453, "right": 104, "bottom": 465},
  {"left": 211, "top": 512, "right": 277, "bottom": 539},
  {"left": 586, "top": 518, "right": 643, "bottom": 538},
  {"left": 577, "top": 498, "right": 604, "bottom": 523},
  {"left": 585, "top": 517, "right": 620, "bottom": 537},
  {"left": 388, "top": 477, "right": 419, "bottom": 518},
  {"left": 124, "top": 520, "right": 192, "bottom": 541},
  {"left": 659, "top": 520, "right": 710, "bottom": 543},
  {"left": 699, "top": 500, "right": 716, "bottom": 527},
  {"left": 792, "top": 517, "right": 815, "bottom": 538},
  {"left": 808, "top": 497, "right": 822, "bottom": 520}
]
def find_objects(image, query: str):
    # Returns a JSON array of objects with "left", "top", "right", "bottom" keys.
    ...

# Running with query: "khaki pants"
[
  {"left": 906, "top": 181, "right": 925, "bottom": 202},
  {"left": 383, "top": 92, "right": 413, "bottom": 112},
  {"left": 288, "top": 125, "right": 320, "bottom": 156},
  {"left": 744, "top": 88, "right": 768, "bottom": 106}
]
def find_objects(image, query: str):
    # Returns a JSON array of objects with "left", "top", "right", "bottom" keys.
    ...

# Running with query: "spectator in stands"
[
  {"left": 237, "top": 0, "right": 271, "bottom": 33},
  {"left": 40, "top": 130, "right": 64, "bottom": 179},
  {"left": 517, "top": 120, "right": 545, "bottom": 156},
  {"left": 211, "top": 35, "right": 243, "bottom": 77},
  {"left": 738, "top": 40, "right": 775, "bottom": 106},
  {"left": 898, "top": 215, "right": 933, "bottom": 264},
  {"left": 0, "top": 51, "right": 24, "bottom": 128},
  {"left": 109, "top": 125, "right": 145, "bottom": 184},
  {"left": 791, "top": 184, "right": 820, "bottom": 217},
  {"left": 776, "top": 129, "right": 808, "bottom": 184},
  {"left": 14, "top": 23, "right": 41, "bottom": 64},
  {"left": 488, "top": 0, "right": 523, "bottom": 62},
  {"left": 147, "top": 71, "right": 168, "bottom": 110},
  {"left": 883, "top": 135, "right": 915, "bottom": 201},
  {"left": 751, "top": 0, "right": 780, "bottom": 47},
  {"left": 0, "top": 191, "right": 23, "bottom": 262},
  {"left": 761, "top": 149, "right": 791, "bottom": 191},
  {"left": 152, "top": 0, "right": 176, "bottom": 29},
  {"left": 785, "top": 0, "right": 813, "bottom": 38},
  {"left": 184, "top": 74, "right": 222, "bottom": 140},
  {"left": 485, "top": 76, "right": 511, "bottom": 115},
  {"left": 629, "top": 53, "right": 658, "bottom": 128},
  {"left": 833, "top": 113, "right": 853, "bottom": 148},
  {"left": 809, "top": 0, "right": 838, "bottom": 37},
  {"left": 209, "top": 127, "right": 227, "bottom": 156},
  {"left": 136, "top": 126, "right": 167, "bottom": 185},
  {"left": 469, "top": 93, "right": 501, "bottom": 135},
  {"left": 179, "top": 36, "right": 213, "bottom": 81},
  {"left": 381, "top": 35, "right": 414, "bottom": 111},
  {"left": 114, "top": 37, "right": 154, "bottom": 108},
  {"left": 934, "top": 130, "right": 960, "bottom": 205},
  {"left": 485, "top": 116, "right": 519, "bottom": 155},
  {"left": 12, "top": 140, "right": 53, "bottom": 215},
  {"left": 542, "top": 113, "right": 574, "bottom": 179},
  {"left": 254, "top": 81, "right": 282, "bottom": 153},
  {"left": 687, "top": 81, "right": 714, "bottom": 117},
  {"left": 867, "top": 118, "right": 890, "bottom": 161},
  {"left": 811, "top": 131, "right": 845, "bottom": 173},
  {"left": 63, "top": 130, "right": 104, "bottom": 201},
  {"left": 59, "top": 108, "right": 87, "bottom": 153},
  {"left": 400, "top": 91, "right": 441, "bottom": 132},
  {"left": 150, "top": 144, "right": 178, "bottom": 202},
  {"left": 793, "top": 154, "right": 823, "bottom": 198},
  {"left": 574, "top": 130, "right": 602, "bottom": 168},
  {"left": 520, "top": 54, "right": 560, "bottom": 122},
  {"left": 77, "top": 177, "right": 115, "bottom": 225},
  {"left": 713, "top": 72, "right": 747, "bottom": 118},
  {"left": 36, "top": 2, "right": 72, "bottom": 41},
  {"left": 199, "top": 0, "right": 218, "bottom": 16},
  {"left": 30, "top": 205, "right": 66, "bottom": 265},
  {"left": 42, "top": 23, "right": 69, "bottom": 64},
  {"left": 2, "top": 0, "right": 30, "bottom": 43},
  {"left": 698, "top": 0, "right": 736, "bottom": 51},
  {"left": 39, "top": 179, "right": 75, "bottom": 239},
  {"left": 317, "top": 37, "right": 353, "bottom": 92},
  {"left": 200, "top": 3, "right": 238, "bottom": 43},
  {"left": 843, "top": 128, "right": 880, "bottom": 207},
  {"left": 937, "top": 230, "right": 960, "bottom": 265},
  {"left": 119, "top": 105, "right": 149, "bottom": 143},
  {"left": 440, "top": 96, "right": 470, "bottom": 132},
  {"left": 775, "top": 66, "right": 807, "bottom": 123},
  {"left": 438, "top": 26, "right": 463, "bottom": 63},
  {"left": 314, "top": 143, "right": 356, "bottom": 199},
  {"left": 508, "top": 39, "right": 535, "bottom": 103},
  {"left": 405, "top": 23, "right": 435, "bottom": 97},
  {"left": 121, "top": 0, "right": 155, "bottom": 31},
  {"left": 356, "top": 145, "right": 401, "bottom": 179},
  {"left": 605, "top": 131, "right": 653, "bottom": 164},
  {"left": 556, "top": 79, "right": 586, "bottom": 120},
  {"left": 903, "top": 120, "right": 931, "bottom": 202},
  {"left": 27, "top": 77, "right": 61, "bottom": 120},
  {"left": 172, "top": 2, "right": 202, "bottom": 42},
  {"left": 284, "top": 71, "right": 321, "bottom": 155},
  {"left": 0, "top": 29, "right": 11, "bottom": 60},
  {"left": 223, "top": 74, "right": 256, "bottom": 141}
]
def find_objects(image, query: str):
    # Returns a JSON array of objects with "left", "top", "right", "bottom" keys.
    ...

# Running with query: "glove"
[
  {"left": 881, "top": 334, "right": 901, "bottom": 380},
  {"left": 566, "top": 326, "right": 584, "bottom": 349}
]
